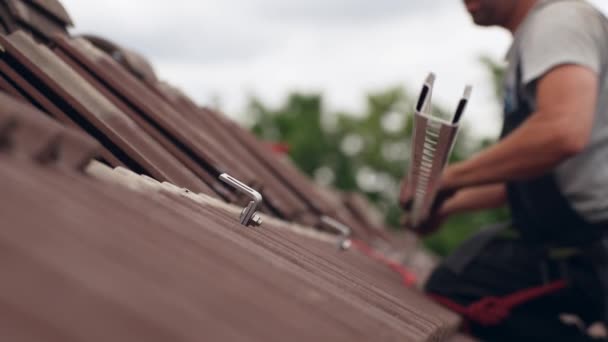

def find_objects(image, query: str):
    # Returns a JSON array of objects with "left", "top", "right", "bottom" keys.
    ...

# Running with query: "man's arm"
[
  {"left": 442, "top": 64, "right": 598, "bottom": 191},
  {"left": 406, "top": 183, "right": 506, "bottom": 235},
  {"left": 441, "top": 183, "right": 506, "bottom": 216}
]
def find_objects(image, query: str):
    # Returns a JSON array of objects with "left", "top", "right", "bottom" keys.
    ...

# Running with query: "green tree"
[{"left": 246, "top": 59, "right": 508, "bottom": 256}]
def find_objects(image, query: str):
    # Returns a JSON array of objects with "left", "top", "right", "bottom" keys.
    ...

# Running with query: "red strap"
[
  {"left": 352, "top": 239, "right": 567, "bottom": 326},
  {"left": 428, "top": 280, "right": 567, "bottom": 326},
  {"left": 266, "top": 142, "right": 290, "bottom": 154},
  {"left": 352, "top": 240, "right": 417, "bottom": 287}
]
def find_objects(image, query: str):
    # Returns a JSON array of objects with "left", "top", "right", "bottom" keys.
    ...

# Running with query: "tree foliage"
[{"left": 246, "top": 59, "right": 508, "bottom": 256}]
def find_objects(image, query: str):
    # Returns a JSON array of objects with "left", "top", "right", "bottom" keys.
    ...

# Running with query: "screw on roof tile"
[
  {"left": 250, "top": 212, "right": 263, "bottom": 227},
  {"left": 219, "top": 173, "right": 264, "bottom": 227},
  {"left": 320, "top": 216, "right": 352, "bottom": 252}
]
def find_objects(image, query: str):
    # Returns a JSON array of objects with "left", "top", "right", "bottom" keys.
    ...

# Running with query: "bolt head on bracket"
[
  {"left": 240, "top": 207, "right": 263, "bottom": 227},
  {"left": 339, "top": 238, "right": 352, "bottom": 251}
]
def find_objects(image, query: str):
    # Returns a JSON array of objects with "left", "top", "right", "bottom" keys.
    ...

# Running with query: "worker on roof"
[{"left": 401, "top": 0, "right": 608, "bottom": 340}]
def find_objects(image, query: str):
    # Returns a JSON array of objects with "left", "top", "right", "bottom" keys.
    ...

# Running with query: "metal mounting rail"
[{"left": 406, "top": 73, "right": 472, "bottom": 227}]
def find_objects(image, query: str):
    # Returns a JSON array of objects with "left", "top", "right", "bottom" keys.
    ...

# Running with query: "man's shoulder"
[
  {"left": 531, "top": 0, "right": 604, "bottom": 26},
  {"left": 520, "top": 0, "right": 606, "bottom": 44},
  {"left": 510, "top": 1, "right": 607, "bottom": 85}
]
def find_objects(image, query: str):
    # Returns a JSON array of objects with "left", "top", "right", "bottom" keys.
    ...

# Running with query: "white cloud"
[
  {"left": 253, "top": 0, "right": 450, "bottom": 24},
  {"left": 62, "top": 0, "right": 608, "bottom": 139}
]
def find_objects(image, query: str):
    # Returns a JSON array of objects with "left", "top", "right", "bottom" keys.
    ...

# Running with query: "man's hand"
[
  {"left": 401, "top": 202, "right": 450, "bottom": 236},
  {"left": 399, "top": 176, "right": 457, "bottom": 235},
  {"left": 399, "top": 175, "right": 508, "bottom": 236},
  {"left": 399, "top": 177, "right": 414, "bottom": 210}
]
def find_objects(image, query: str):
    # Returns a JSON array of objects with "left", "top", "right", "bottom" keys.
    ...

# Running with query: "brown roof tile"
[
  {"left": 53, "top": 35, "right": 314, "bottom": 216},
  {"left": 0, "top": 155, "right": 460, "bottom": 341},
  {"left": 0, "top": 1, "right": 468, "bottom": 338},
  {"left": 0, "top": 58, "right": 124, "bottom": 166},
  {"left": 0, "top": 92, "right": 99, "bottom": 170},
  {"left": 23, "top": 0, "right": 73, "bottom": 26},
  {"left": 80, "top": 34, "right": 158, "bottom": 84},
  {"left": 0, "top": 2, "right": 19, "bottom": 33},
  {"left": 5, "top": 0, "right": 68, "bottom": 41},
  {"left": 160, "top": 98, "right": 313, "bottom": 218},
  {"left": 0, "top": 31, "right": 214, "bottom": 194}
]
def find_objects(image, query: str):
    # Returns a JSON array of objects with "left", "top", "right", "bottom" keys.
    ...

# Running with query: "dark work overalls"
[{"left": 425, "top": 28, "right": 608, "bottom": 342}]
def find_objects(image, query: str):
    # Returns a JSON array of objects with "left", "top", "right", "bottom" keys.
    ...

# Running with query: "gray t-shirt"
[{"left": 505, "top": 0, "right": 608, "bottom": 223}]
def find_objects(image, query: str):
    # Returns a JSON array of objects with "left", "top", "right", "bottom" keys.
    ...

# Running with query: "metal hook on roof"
[
  {"left": 321, "top": 216, "right": 353, "bottom": 251},
  {"left": 219, "top": 173, "right": 263, "bottom": 227}
]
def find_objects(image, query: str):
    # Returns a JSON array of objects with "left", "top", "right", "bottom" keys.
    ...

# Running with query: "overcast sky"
[{"left": 62, "top": 0, "right": 608, "bottom": 138}]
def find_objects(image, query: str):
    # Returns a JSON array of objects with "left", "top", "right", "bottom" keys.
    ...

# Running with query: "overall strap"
[{"left": 501, "top": 18, "right": 600, "bottom": 245}]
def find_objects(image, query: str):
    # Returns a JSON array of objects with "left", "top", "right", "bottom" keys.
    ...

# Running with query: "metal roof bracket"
[
  {"left": 320, "top": 216, "right": 353, "bottom": 251},
  {"left": 219, "top": 173, "right": 263, "bottom": 227}
]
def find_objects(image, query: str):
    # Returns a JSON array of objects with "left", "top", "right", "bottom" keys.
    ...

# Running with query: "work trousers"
[{"left": 425, "top": 224, "right": 606, "bottom": 341}]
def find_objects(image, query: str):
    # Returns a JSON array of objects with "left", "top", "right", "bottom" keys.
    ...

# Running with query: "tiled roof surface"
[
  {"left": 0, "top": 0, "right": 70, "bottom": 42},
  {"left": 0, "top": 1, "right": 475, "bottom": 340}
]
